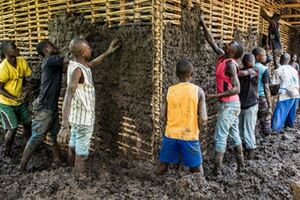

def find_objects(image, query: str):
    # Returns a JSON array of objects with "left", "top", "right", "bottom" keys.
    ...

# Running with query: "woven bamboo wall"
[
  {"left": 0, "top": 0, "right": 293, "bottom": 57},
  {"left": 0, "top": 0, "right": 153, "bottom": 58},
  {"left": 198, "top": 0, "right": 261, "bottom": 44},
  {"left": 0, "top": 0, "right": 298, "bottom": 159},
  {"left": 162, "top": 0, "right": 261, "bottom": 44}
]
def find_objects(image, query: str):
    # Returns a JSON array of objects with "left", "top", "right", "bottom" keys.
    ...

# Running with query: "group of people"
[
  {"left": 0, "top": 15, "right": 299, "bottom": 178},
  {"left": 0, "top": 38, "right": 119, "bottom": 173},
  {"left": 154, "top": 16, "right": 300, "bottom": 176}
]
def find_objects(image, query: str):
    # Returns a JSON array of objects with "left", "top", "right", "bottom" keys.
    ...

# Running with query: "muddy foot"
[{"left": 16, "top": 164, "right": 26, "bottom": 173}]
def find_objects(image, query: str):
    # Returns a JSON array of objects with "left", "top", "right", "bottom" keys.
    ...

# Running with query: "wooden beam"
[
  {"left": 281, "top": 14, "right": 300, "bottom": 19},
  {"left": 269, "top": 3, "right": 300, "bottom": 9},
  {"left": 290, "top": 21, "right": 300, "bottom": 25}
]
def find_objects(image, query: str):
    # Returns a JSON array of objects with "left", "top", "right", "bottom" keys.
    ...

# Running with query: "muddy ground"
[{"left": 0, "top": 116, "right": 299, "bottom": 200}]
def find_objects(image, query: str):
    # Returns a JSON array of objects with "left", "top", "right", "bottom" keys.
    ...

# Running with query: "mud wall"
[
  {"left": 162, "top": 6, "right": 259, "bottom": 153},
  {"left": 48, "top": 14, "right": 155, "bottom": 158},
  {"left": 162, "top": 7, "right": 218, "bottom": 152},
  {"left": 30, "top": 7, "right": 261, "bottom": 159},
  {"left": 289, "top": 28, "right": 300, "bottom": 58}
]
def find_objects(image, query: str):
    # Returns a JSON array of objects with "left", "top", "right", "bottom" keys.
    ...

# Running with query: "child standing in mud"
[
  {"left": 199, "top": 15, "right": 245, "bottom": 176},
  {"left": 154, "top": 59, "right": 207, "bottom": 175},
  {"left": 252, "top": 47, "right": 273, "bottom": 136},
  {"left": 0, "top": 40, "right": 32, "bottom": 157},
  {"left": 58, "top": 38, "right": 119, "bottom": 174},
  {"left": 271, "top": 53, "right": 299, "bottom": 133},
  {"left": 238, "top": 53, "right": 259, "bottom": 159},
  {"left": 18, "top": 41, "right": 70, "bottom": 171}
]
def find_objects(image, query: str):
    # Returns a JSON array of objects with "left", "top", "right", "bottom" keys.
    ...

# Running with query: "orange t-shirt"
[{"left": 165, "top": 82, "right": 199, "bottom": 141}]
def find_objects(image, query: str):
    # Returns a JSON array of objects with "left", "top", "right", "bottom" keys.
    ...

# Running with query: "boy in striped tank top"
[
  {"left": 154, "top": 59, "right": 208, "bottom": 175},
  {"left": 58, "top": 38, "right": 119, "bottom": 174}
]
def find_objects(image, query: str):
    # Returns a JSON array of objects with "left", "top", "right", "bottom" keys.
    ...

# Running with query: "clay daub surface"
[
  {"left": 48, "top": 14, "right": 155, "bottom": 157},
  {"left": 0, "top": 120, "right": 299, "bottom": 200}
]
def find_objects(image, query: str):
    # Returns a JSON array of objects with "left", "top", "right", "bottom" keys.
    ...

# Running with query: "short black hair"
[
  {"left": 291, "top": 53, "right": 297, "bottom": 57},
  {"left": 272, "top": 13, "right": 280, "bottom": 20},
  {"left": 69, "top": 37, "right": 89, "bottom": 57},
  {"left": 0, "top": 40, "right": 14, "bottom": 59},
  {"left": 252, "top": 47, "right": 265, "bottom": 57},
  {"left": 242, "top": 53, "right": 255, "bottom": 66},
  {"left": 176, "top": 59, "right": 193, "bottom": 78},
  {"left": 233, "top": 40, "right": 244, "bottom": 59},
  {"left": 280, "top": 53, "right": 291, "bottom": 65},
  {"left": 36, "top": 40, "right": 51, "bottom": 57}
]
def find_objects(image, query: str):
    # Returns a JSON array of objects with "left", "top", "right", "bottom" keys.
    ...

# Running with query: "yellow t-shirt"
[
  {"left": 165, "top": 82, "right": 200, "bottom": 141},
  {"left": 0, "top": 57, "right": 32, "bottom": 106}
]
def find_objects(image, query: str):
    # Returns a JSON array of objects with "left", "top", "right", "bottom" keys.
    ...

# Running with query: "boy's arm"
[
  {"left": 238, "top": 68, "right": 258, "bottom": 77},
  {"left": 263, "top": 70, "right": 272, "bottom": 112},
  {"left": 58, "top": 67, "right": 82, "bottom": 144},
  {"left": 62, "top": 57, "right": 70, "bottom": 72},
  {"left": 198, "top": 87, "right": 208, "bottom": 129},
  {"left": 199, "top": 16, "right": 225, "bottom": 57},
  {"left": 88, "top": 39, "right": 120, "bottom": 68},
  {"left": 0, "top": 82, "right": 18, "bottom": 100},
  {"left": 61, "top": 68, "right": 82, "bottom": 128},
  {"left": 160, "top": 95, "right": 167, "bottom": 122},
  {"left": 207, "top": 63, "right": 240, "bottom": 99},
  {"left": 260, "top": 8, "right": 272, "bottom": 23}
]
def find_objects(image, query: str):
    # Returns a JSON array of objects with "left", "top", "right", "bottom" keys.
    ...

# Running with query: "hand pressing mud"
[
  {"left": 106, "top": 39, "right": 121, "bottom": 55},
  {"left": 57, "top": 127, "right": 70, "bottom": 146}
]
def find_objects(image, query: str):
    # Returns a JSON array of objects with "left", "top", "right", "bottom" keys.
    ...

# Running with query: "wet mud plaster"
[
  {"left": 0, "top": 7, "right": 300, "bottom": 200},
  {"left": 289, "top": 28, "right": 300, "bottom": 56},
  {"left": 162, "top": 5, "right": 259, "bottom": 152},
  {"left": 162, "top": 6, "right": 218, "bottom": 152},
  {"left": 48, "top": 14, "right": 155, "bottom": 158}
]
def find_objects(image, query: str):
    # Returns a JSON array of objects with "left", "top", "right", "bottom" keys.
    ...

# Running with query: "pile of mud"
[{"left": 0, "top": 119, "right": 299, "bottom": 199}]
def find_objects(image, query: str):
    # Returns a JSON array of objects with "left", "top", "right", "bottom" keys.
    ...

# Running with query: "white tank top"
[{"left": 67, "top": 61, "right": 95, "bottom": 126}]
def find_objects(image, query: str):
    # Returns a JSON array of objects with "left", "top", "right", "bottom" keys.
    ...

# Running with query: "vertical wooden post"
[
  {"left": 66, "top": 0, "right": 71, "bottom": 13},
  {"left": 151, "top": 0, "right": 164, "bottom": 160},
  {"left": 28, "top": 0, "right": 32, "bottom": 56},
  {"left": 134, "top": 0, "right": 141, "bottom": 23},
  {"left": 48, "top": 0, "right": 51, "bottom": 21},
  {"left": 106, "top": 0, "right": 111, "bottom": 27},
  {"left": 91, "top": 0, "right": 96, "bottom": 23},
  {"left": 13, "top": 0, "right": 17, "bottom": 44},
  {"left": 120, "top": 0, "right": 125, "bottom": 25},
  {"left": 35, "top": 0, "right": 41, "bottom": 44}
]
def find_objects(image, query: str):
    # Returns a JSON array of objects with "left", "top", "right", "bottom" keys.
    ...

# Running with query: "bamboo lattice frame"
[
  {"left": 0, "top": 0, "right": 295, "bottom": 56},
  {"left": 0, "top": 0, "right": 298, "bottom": 159}
]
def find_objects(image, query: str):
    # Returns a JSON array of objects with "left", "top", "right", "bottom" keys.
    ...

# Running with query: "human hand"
[
  {"left": 107, "top": 39, "right": 120, "bottom": 54},
  {"left": 57, "top": 126, "right": 70, "bottom": 145},
  {"left": 267, "top": 106, "right": 273, "bottom": 115},
  {"left": 13, "top": 95, "right": 25, "bottom": 103},
  {"left": 199, "top": 14, "right": 205, "bottom": 25},
  {"left": 206, "top": 93, "right": 218, "bottom": 100},
  {"left": 248, "top": 68, "right": 258, "bottom": 77}
]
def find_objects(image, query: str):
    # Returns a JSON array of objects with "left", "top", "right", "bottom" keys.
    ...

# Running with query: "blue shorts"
[
  {"left": 69, "top": 123, "right": 94, "bottom": 157},
  {"left": 214, "top": 101, "right": 241, "bottom": 152},
  {"left": 159, "top": 136, "right": 202, "bottom": 168},
  {"left": 272, "top": 98, "right": 299, "bottom": 132}
]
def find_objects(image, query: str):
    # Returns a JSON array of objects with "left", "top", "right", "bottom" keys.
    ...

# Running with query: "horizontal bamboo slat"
[{"left": 0, "top": 0, "right": 153, "bottom": 58}]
